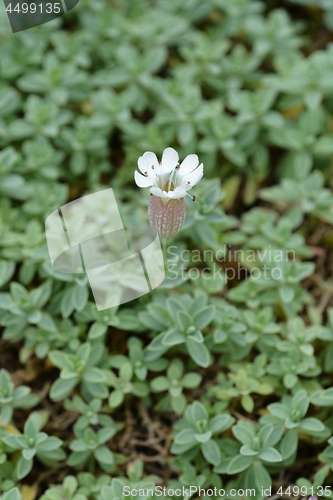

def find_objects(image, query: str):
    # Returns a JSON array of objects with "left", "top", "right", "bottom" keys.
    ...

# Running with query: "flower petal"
[
  {"left": 150, "top": 186, "right": 168, "bottom": 198},
  {"left": 161, "top": 147, "right": 179, "bottom": 174},
  {"left": 138, "top": 156, "right": 155, "bottom": 178},
  {"left": 142, "top": 151, "right": 159, "bottom": 170},
  {"left": 135, "top": 170, "right": 154, "bottom": 188},
  {"left": 186, "top": 163, "right": 203, "bottom": 187},
  {"left": 178, "top": 154, "right": 199, "bottom": 177},
  {"left": 168, "top": 187, "right": 188, "bottom": 199}
]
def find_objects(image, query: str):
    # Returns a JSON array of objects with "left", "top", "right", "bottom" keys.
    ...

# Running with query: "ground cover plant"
[{"left": 0, "top": 0, "right": 333, "bottom": 498}]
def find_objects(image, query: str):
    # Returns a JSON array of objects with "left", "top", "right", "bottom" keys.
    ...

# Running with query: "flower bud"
[{"left": 148, "top": 195, "right": 186, "bottom": 239}]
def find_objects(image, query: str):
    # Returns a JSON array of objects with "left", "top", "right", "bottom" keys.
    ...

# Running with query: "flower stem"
[{"left": 163, "top": 238, "right": 167, "bottom": 271}]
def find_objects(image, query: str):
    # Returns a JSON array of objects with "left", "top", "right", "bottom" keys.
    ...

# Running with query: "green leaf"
[
  {"left": 88, "top": 322, "right": 108, "bottom": 340},
  {"left": 280, "top": 430, "right": 298, "bottom": 460},
  {"left": 0, "top": 260, "right": 15, "bottom": 289},
  {"left": 299, "top": 417, "right": 325, "bottom": 433},
  {"left": 171, "top": 394, "right": 187, "bottom": 415},
  {"left": 37, "top": 312, "right": 57, "bottom": 332},
  {"left": 15, "top": 455, "right": 33, "bottom": 480},
  {"left": 162, "top": 328, "right": 185, "bottom": 346},
  {"left": 186, "top": 337, "right": 210, "bottom": 367},
  {"left": 304, "top": 90, "right": 322, "bottom": 110},
  {"left": 37, "top": 437, "right": 62, "bottom": 452},
  {"left": 72, "top": 285, "right": 88, "bottom": 311},
  {"left": 252, "top": 461, "right": 272, "bottom": 492},
  {"left": 132, "top": 381, "right": 149, "bottom": 397},
  {"left": 177, "top": 311, "right": 192, "bottom": 332},
  {"left": 83, "top": 367, "right": 106, "bottom": 383},
  {"left": 109, "top": 390, "right": 124, "bottom": 408},
  {"left": 1, "top": 405, "right": 13, "bottom": 425},
  {"left": 61, "top": 287, "right": 75, "bottom": 318},
  {"left": 313, "top": 135, "right": 333, "bottom": 156},
  {"left": 195, "top": 430, "right": 212, "bottom": 443},
  {"left": 182, "top": 373, "right": 202, "bottom": 388},
  {"left": 70, "top": 439, "right": 87, "bottom": 452},
  {"left": 94, "top": 446, "right": 114, "bottom": 465},
  {"left": 258, "top": 447, "right": 282, "bottom": 463},
  {"left": 241, "top": 394, "right": 254, "bottom": 413},
  {"left": 178, "top": 122, "right": 195, "bottom": 146},
  {"left": 279, "top": 285, "right": 295, "bottom": 304},
  {"left": 22, "top": 448, "right": 36, "bottom": 460},
  {"left": 284, "top": 373, "right": 297, "bottom": 388},
  {"left": 227, "top": 454, "right": 254, "bottom": 474},
  {"left": 201, "top": 439, "right": 221, "bottom": 466},
  {"left": 187, "top": 329, "right": 203, "bottom": 343},
  {"left": 2, "top": 435, "right": 21, "bottom": 449},
  {"left": 50, "top": 377, "right": 78, "bottom": 401},
  {"left": 109, "top": 479, "right": 124, "bottom": 498},
  {"left": 2, "top": 488, "right": 22, "bottom": 500},
  {"left": 209, "top": 414, "right": 234, "bottom": 434},
  {"left": 174, "top": 429, "right": 196, "bottom": 445},
  {"left": 49, "top": 351, "right": 73, "bottom": 370},
  {"left": 240, "top": 445, "right": 258, "bottom": 456},
  {"left": 150, "top": 376, "right": 169, "bottom": 392},
  {"left": 24, "top": 417, "right": 37, "bottom": 438},
  {"left": 84, "top": 381, "right": 109, "bottom": 399},
  {"left": 232, "top": 423, "right": 255, "bottom": 445},
  {"left": 193, "top": 306, "right": 215, "bottom": 330}
]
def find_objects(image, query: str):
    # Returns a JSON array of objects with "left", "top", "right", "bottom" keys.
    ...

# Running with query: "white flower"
[{"left": 134, "top": 147, "right": 203, "bottom": 200}]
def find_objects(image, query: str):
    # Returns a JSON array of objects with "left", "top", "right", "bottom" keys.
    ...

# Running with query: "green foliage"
[
  {"left": 41, "top": 473, "right": 112, "bottom": 500},
  {"left": 207, "top": 354, "right": 274, "bottom": 413},
  {"left": 2, "top": 411, "right": 65, "bottom": 480},
  {"left": 68, "top": 425, "right": 118, "bottom": 472},
  {"left": 151, "top": 359, "right": 202, "bottom": 415},
  {"left": 0, "top": 369, "right": 39, "bottom": 425},
  {"left": 110, "top": 337, "right": 168, "bottom": 382},
  {"left": 65, "top": 396, "right": 122, "bottom": 433},
  {"left": 2, "top": 488, "right": 22, "bottom": 500},
  {"left": 49, "top": 342, "right": 108, "bottom": 401},
  {"left": 171, "top": 401, "right": 234, "bottom": 466},
  {"left": 0, "top": 280, "right": 54, "bottom": 341},
  {"left": 216, "top": 422, "right": 284, "bottom": 487},
  {"left": 107, "top": 356, "right": 150, "bottom": 409},
  {"left": 41, "top": 475, "right": 88, "bottom": 500},
  {"left": 144, "top": 292, "right": 215, "bottom": 368}
]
